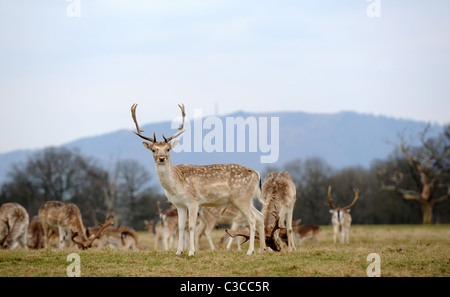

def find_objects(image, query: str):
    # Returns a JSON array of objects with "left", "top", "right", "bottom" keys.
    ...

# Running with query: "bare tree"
[{"left": 379, "top": 125, "right": 450, "bottom": 224}]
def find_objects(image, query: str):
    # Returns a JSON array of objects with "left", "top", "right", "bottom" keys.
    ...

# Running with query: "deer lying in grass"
[
  {"left": 328, "top": 186, "right": 359, "bottom": 244},
  {"left": 87, "top": 225, "right": 139, "bottom": 250},
  {"left": 0, "top": 203, "right": 29, "bottom": 250},
  {"left": 131, "top": 103, "right": 265, "bottom": 256},
  {"left": 293, "top": 224, "right": 321, "bottom": 244},
  {"left": 226, "top": 171, "right": 296, "bottom": 252},
  {"left": 39, "top": 201, "right": 113, "bottom": 249}
]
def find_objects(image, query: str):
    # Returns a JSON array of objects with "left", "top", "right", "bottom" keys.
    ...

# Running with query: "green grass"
[{"left": 0, "top": 225, "right": 448, "bottom": 277}]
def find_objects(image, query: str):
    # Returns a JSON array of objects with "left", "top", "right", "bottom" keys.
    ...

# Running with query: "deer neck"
[{"left": 154, "top": 160, "right": 179, "bottom": 194}]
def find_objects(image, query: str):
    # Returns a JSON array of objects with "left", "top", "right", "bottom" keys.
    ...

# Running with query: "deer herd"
[{"left": 0, "top": 103, "right": 360, "bottom": 255}]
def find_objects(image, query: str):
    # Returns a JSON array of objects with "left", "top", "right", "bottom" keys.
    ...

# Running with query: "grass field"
[{"left": 0, "top": 225, "right": 448, "bottom": 277}]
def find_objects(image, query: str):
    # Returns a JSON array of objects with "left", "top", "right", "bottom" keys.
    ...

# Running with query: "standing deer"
[
  {"left": 39, "top": 201, "right": 113, "bottom": 249},
  {"left": 131, "top": 103, "right": 266, "bottom": 256},
  {"left": 0, "top": 203, "right": 29, "bottom": 250},
  {"left": 226, "top": 171, "right": 297, "bottom": 252},
  {"left": 196, "top": 206, "right": 246, "bottom": 251},
  {"left": 327, "top": 186, "right": 359, "bottom": 244}
]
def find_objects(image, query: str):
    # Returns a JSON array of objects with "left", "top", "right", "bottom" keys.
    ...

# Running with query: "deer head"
[
  {"left": 72, "top": 215, "right": 114, "bottom": 249},
  {"left": 131, "top": 103, "right": 186, "bottom": 165},
  {"left": 225, "top": 212, "right": 285, "bottom": 252},
  {"left": 328, "top": 186, "right": 359, "bottom": 226}
]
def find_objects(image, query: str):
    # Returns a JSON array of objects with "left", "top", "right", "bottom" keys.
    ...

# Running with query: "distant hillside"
[{"left": 0, "top": 110, "right": 443, "bottom": 186}]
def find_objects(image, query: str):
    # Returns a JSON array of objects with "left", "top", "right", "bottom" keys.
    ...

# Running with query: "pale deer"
[
  {"left": 327, "top": 186, "right": 359, "bottom": 244},
  {"left": 39, "top": 201, "right": 113, "bottom": 249},
  {"left": 131, "top": 103, "right": 266, "bottom": 256},
  {"left": 144, "top": 220, "right": 166, "bottom": 250},
  {"left": 226, "top": 171, "right": 297, "bottom": 252},
  {"left": 0, "top": 203, "right": 29, "bottom": 250}
]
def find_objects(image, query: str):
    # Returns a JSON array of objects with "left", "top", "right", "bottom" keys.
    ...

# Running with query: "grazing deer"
[
  {"left": 39, "top": 201, "right": 113, "bottom": 249},
  {"left": 27, "top": 216, "right": 45, "bottom": 249},
  {"left": 0, "top": 203, "right": 29, "bottom": 250},
  {"left": 226, "top": 171, "right": 297, "bottom": 252},
  {"left": 131, "top": 103, "right": 266, "bottom": 256},
  {"left": 327, "top": 186, "right": 359, "bottom": 244}
]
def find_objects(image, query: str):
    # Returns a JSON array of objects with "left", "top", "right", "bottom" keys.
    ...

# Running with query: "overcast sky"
[{"left": 0, "top": 0, "right": 449, "bottom": 154}]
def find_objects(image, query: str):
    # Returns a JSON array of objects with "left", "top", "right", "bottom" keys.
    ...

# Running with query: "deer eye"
[
  {"left": 152, "top": 149, "right": 155, "bottom": 153},
  {"left": 166, "top": 148, "right": 170, "bottom": 152}
]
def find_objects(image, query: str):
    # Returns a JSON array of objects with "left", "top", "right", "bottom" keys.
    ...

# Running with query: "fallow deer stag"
[
  {"left": 131, "top": 103, "right": 266, "bottom": 256},
  {"left": 0, "top": 203, "right": 29, "bottom": 250},
  {"left": 226, "top": 171, "right": 297, "bottom": 252},
  {"left": 39, "top": 201, "right": 113, "bottom": 249},
  {"left": 327, "top": 186, "right": 359, "bottom": 244}
]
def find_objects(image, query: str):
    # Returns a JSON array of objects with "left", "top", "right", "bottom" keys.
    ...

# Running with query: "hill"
[{"left": 0, "top": 110, "right": 443, "bottom": 186}]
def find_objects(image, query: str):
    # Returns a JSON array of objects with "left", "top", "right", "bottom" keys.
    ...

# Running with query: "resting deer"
[
  {"left": 293, "top": 224, "right": 321, "bottom": 244},
  {"left": 131, "top": 103, "right": 266, "bottom": 256},
  {"left": 226, "top": 171, "right": 297, "bottom": 252},
  {"left": 39, "top": 201, "right": 113, "bottom": 249},
  {"left": 87, "top": 225, "right": 139, "bottom": 250},
  {"left": 327, "top": 186, "right": 359, "bottom": 244},
  {"left": 0, "top": 203, "right": 29, "bottom": 250}
]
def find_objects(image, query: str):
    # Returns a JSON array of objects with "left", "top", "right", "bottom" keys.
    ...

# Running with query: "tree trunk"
[{"left": 421, "top": 201, "right": 433, "bottom": 225}]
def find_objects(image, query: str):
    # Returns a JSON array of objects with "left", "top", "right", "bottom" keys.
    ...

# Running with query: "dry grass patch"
[{"left": 0, "top": 225, "right": 448, "bottom": 277}]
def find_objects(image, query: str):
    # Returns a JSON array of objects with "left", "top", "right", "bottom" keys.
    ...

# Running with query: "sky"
[{"left": 0, "top": 0, "right": 449, "bottom": 154}]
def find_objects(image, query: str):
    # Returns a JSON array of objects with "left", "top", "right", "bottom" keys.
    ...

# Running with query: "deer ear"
[
  {"left": 346, "top": 209, "right": 351, "bottom": 213},
  {"left": 329, "top": 210, "right": 335, "bottom": 214},
  {"left": 170, "top": 139, "right": 180, "bottom": 149},
  {"left": 142, "top": 141, "right": 153, "bottom": 150}
]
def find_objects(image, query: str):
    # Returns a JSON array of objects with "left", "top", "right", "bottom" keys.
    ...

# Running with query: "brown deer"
[
  {"left": 226, "top": 171, "right": 297, "bottom": 252},
  {"left": 0, "top": 203, "right": 29, "bottom": 249},
  {"left": 131, "top": 103, "right": 266, "bottom": 256},
  {"left": 39, "top": 201, "right": 113, "bottom": 249},
  {"left": 293, "top": 224, "right": 321, "bottom": 244},
  {"left": 87, "top": 225, "right": 139, "bottom": 250},
  {"left": 328, "top": 186, "right": 359, "bottom": 244}
]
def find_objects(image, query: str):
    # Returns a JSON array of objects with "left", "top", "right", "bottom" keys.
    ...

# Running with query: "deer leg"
[
  {"left": 195, "top": 216, "right": 206, "bottom": 250},
  {"left": 286, "top": 210, "right": 296, "bottom": 252},
  {"left": 58, "top": 226, "right": 66, "bottom": 248},
  {"left": 188, "top": 203, "right": 199, "bottom": 256},
  {"left": 252, "top": 205, "right": 266, "bottom": 253},
  {"left": 333, "top": 226, "right": 338, "bottom": 244},
  {"left": 176, "top": 206, "right": 187, "bottom": 255}
]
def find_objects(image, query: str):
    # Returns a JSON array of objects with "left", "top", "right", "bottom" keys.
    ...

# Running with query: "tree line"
[{"left": 1, "top": 125, "right": 448, "bottom": 229}]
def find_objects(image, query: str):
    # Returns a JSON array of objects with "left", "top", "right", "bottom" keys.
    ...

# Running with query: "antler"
[
  {"left": 328, "top": 185, "right": 337, "bottom": 210},
  {"left": 131, "top": 103, "right": 156, "bottom": 143},
  {"left": 343, "top": 189, "right": 359, "bottom": 210},
  {"left": 162, "top": 103, "right": 186, "bottom": 143},
  {"left": 269, "top": 212, "right": 285, "bottom": 239},
  {"left": 225, "top": 228, "right": 255, "bottom": 245},
  {"left": 72, "top": 215, "right": 114, "bottom": 249}
]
